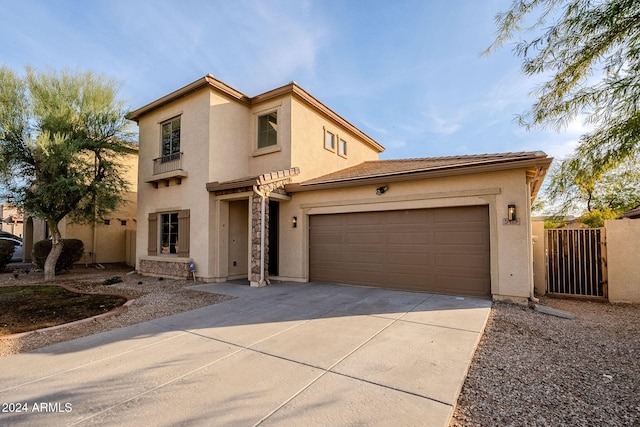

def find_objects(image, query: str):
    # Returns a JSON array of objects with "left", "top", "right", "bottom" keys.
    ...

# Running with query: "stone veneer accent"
[
  {"left": 139, "top": 258, "right": 191, "bottom": 279},
  {"left": 251, "top": 194, "right": 269, "bottom": 285},
  {"left": 250, "top": 182, "right": 291, "bottom": 285}
]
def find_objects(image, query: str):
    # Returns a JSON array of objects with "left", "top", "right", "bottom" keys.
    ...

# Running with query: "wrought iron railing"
[{"left": 153, "top": 152, "right": 183, "bottom": 175}]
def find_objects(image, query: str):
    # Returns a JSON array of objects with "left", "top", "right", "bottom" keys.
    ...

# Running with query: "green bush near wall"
[
  {"left": 0, "top": 240, "right": 15, "bottom": 271},
  {"left": 33, "top": 239, "right": 84, "bottom": 272}
]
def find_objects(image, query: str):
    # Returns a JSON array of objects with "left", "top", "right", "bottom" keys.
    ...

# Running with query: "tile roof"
[
  {"left": 299, "top": 151, "right": 551, "bottom": 187},
  {"left": 622, "top": 207, "right": 640, "bottom": 219}
]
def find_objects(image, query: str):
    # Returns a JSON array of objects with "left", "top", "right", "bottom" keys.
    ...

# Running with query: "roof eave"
[
  {"left": 285, "top": 156, "right": 553, "bottom": 193},
  {"left": 126, "top": 75, "right": 250, "bottom": 122}
]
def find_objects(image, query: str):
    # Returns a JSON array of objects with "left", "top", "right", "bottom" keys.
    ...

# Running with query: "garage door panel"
[
  {"left": 309, "top": 206, "right": 490, "bottom": 296},
  {"left": 433, "top": 206, "right": 485, "bottom": 222},
  {"left": 436, "top": 253, "right": 488, "bottom": 268},
  {"left": 386, "top": 232, "right": 431, "bottom": 244},
  {"left": 434, "top": 230, "right": 488, "bottom": 245},
  {"left": 386, "top": 252, "right": 432, "bottom": 266},
  {"left": 345, "top": 252, "right": 386, "bottom": 265},
  {"left": 345, "top": 213, "right": 382, "bottom": 226},
  {"left": 346, "top": 232, "right": 384, "bottom": 244}
]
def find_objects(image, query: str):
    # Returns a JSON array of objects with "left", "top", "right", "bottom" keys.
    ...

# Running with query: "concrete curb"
[{"left": 534, "top": 304, "right": 575, "bottom": 319}]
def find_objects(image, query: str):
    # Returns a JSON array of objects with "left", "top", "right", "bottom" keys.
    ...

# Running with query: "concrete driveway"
[{"left": 0, "top": 282, "right": 491, "bottom": 426}]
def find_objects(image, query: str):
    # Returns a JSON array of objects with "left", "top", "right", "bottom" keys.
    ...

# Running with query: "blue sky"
[{"left": 0, "top": 0, "right": 584, "bottom": 161}]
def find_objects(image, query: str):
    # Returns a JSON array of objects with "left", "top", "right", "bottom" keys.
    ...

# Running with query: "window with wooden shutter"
[
  {"left": 147, "top": 213, "right": 158, "bottom": 255},
  {"left": 177, "top": 209, "right": 190, "bottom": 257}
]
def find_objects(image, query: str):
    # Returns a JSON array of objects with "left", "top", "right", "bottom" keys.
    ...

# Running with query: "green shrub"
[
  {"left": 579, "top": 207, "right": 619, "bottom": 228},
  {"left": 33, "top": 239, "right": 84, "bottom": 272},
  {"left": 103, "top": 276, "right": 123, "bottom": 285},
  {"left": 0, "top": 240, "right": 15, "bottom": 271}
]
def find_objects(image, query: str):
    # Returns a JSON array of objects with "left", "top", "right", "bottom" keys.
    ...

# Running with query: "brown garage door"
[{"left": 309, "top": 205, "right": 490, "bottom": 296}]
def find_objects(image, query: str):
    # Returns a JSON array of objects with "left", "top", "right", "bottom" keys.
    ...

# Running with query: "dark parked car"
[
  {"left": 0, "top": 231, "right": 21, "bottom": 241},
  {"left": 0, "top": 236, "right": 23, "bottom": 262}
]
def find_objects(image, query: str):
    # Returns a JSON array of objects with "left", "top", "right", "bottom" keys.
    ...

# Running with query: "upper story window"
[
  {"left": 257, "top": 111, "right": 278, "bottom": 149},
  {"left": 161, "top": 117, "right": 181, "bottom": 161},
  {"left": 325, "top": 130, "right": 336, "bottom": 151},
  {"left": 339, "top": 138, "right": 347, "bottom": 157}
]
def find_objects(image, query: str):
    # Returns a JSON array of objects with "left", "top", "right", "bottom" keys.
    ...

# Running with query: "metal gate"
[{"left": 546, "top": 228, "right": 607, "bottom": 298}]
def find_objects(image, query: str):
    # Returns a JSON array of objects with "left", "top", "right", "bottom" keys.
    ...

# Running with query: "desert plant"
[
  {"left": 0, "top": 239, "right": 15, "bottom": 271},
  {"left": 103, "top": 276, "right": 123, "bottom": 286},
  {"left": 33, "top": 239, "right": 84, "bottom": 272}
]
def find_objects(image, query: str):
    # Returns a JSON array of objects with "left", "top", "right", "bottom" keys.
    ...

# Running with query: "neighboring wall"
[
  {"left": 62, "top": 191, "right": 137, "bottom": 265},
  {"left": 605, "top": 219, "right": 640, "bottom": 303},
  {"left": 0, "top": 204, "right": 24, "bottom": 237},
  {"left": 531, "top": 221, "right": 546, "bottom": 297}
]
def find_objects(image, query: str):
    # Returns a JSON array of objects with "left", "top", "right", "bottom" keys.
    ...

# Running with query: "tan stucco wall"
[
  {"left": 136, "top": 89, "right": 214, "bottom": 276},
  {"left": 209, "top": 90, "right": 251, "bottom": 182},
  {"left": 290, "top": 96, "right": 379, "bottom": 182},
  {"left": 277, "top": 168, "right": 535, "bottom": 301},
  {"left": 531, "top": 221, "right": 546, "bottom": 296},
  {"left": 605, "top": 219, "right": 640, "bottom": 303}
]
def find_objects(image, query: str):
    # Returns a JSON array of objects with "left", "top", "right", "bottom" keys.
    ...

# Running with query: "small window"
[
  {"left": 160, "top": 213, "right": 179, "bottom": 254},
  {"left": 325, "top": 130, "right": 335, "bottom": 151},
  {"left": 257, "top": 111, "right": 278, "bottom": 149},
  {"left": 120, "top": 220, "right": 127, "bottom": 226},
  {"left": 104, "top": 219, "right": 111, "bottom": 226},
  {"left": 161, "top": 117, "right": 181, "bottom": 161},
  {"left": 339, "top": 138, "right": 347, "bottom": 157}
]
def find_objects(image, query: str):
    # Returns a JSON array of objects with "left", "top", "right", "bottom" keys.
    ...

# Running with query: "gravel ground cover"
[
  {"left": 451, "top": 297, "right": 640, "bottom": 426},
  {"left": 0, "top": 264, "right": 233, "bottom": 357}
]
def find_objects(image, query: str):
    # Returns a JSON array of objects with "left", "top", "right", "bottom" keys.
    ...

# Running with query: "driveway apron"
[{"left": 0, "top": 282, "right": 491, "bottom": 426}]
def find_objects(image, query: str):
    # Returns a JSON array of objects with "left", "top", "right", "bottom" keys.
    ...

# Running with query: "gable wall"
[
  {"left": 248, "top": 96, "right": 293, "bottom": 177},
  {"left": 289, "top": 96, "right": 380, "bottom": 182}
]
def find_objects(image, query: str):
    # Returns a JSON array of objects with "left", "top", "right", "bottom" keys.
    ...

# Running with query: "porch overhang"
[{"left": 206, "top": 167, "right": 300, "bottom": 195}]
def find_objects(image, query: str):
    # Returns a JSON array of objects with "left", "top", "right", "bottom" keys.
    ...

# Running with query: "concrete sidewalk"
[{"left": 0, "top": 282, "right": 491, "bottom": 426}]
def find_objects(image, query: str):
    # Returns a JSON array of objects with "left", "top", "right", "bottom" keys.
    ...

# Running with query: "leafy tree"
[
  {"left": 0, "top": 66, "right": 134, "bottom": 281},
  {"left": 487, "top": 0, "right": 640, "bottom": 172},
  {"left": 535, "top": 154, "right": 640, "bottom": 225},
  {"left": 579, "top": 207, "right": 619, "bottom": 227}
]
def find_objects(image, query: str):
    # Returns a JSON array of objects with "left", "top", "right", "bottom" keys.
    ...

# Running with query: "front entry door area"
[{"left": 228, "top": 200, "right": 249, "bottom": 278}]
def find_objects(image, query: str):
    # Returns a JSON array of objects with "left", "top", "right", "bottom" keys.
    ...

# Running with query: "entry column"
[{"left": 250, "top": 191, "right": 269, "bottom": 286}]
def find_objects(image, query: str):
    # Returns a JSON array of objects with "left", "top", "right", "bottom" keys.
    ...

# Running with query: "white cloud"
[
  {"left": 423, "top": 108, "right": 462, "bottom": 136},
  {"left": 384, "top": 138, "right": 408, "bottom": 149}
]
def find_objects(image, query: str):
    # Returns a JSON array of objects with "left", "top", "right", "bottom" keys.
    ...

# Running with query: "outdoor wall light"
[
  {"left": 292, "top": 216, "right": 297, "bottom": 228},
  {"left": 508, "top": 204, "right": 517, "bottom": 222},
  {"left": 376, "top": 185, "right": 389, "bottom": 195}
]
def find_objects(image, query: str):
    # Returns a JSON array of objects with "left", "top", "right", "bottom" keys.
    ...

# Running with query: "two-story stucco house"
[{"left": 128, "top": 75, "right": 552, "bottom": 303}]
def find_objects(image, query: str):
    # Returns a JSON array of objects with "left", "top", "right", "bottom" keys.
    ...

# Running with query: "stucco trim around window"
[
  {"left": 252, "top": 106, "right": 282, "bottom": 156},
  {"left": 324, "top": 127, "right": 336, "bottom": 153},
  {"left": 338, "top": 137, "right": 348, "bottom": 158}
]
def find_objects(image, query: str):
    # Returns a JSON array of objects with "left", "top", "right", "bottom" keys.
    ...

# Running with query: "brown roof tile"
[{"left": 300, "top": 151, "right": 550, "bottom": 186}]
